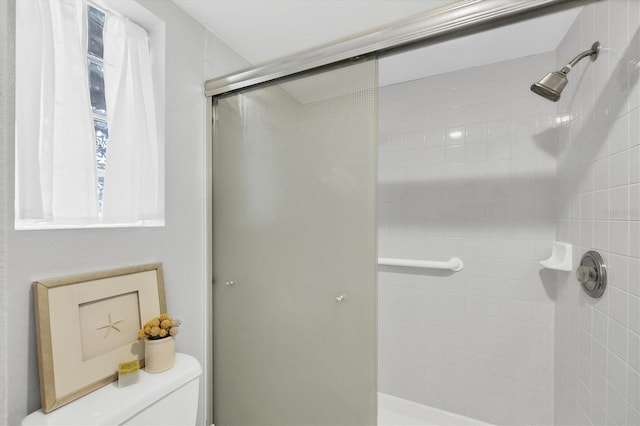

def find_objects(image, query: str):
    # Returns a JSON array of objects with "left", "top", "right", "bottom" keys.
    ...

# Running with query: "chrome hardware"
[
  {"left": 576, "top": 266, "right": 597, "bottom": 283},
  {"left": 531, "top": 41, "right": 599, "bottom": 102},
  {"left": 576, "top": 251, "right": 607, "bottom": 298},
  {"left": 335, "top": 294, "right": 346, "bottom": 303},
  {"left": 225, "top": 280, "right": 235, "bottom": 286}
]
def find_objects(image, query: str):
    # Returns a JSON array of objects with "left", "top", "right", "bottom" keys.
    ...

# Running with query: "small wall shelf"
[{"left": 539, "top": 242, "right": 572, "bottom": 271}]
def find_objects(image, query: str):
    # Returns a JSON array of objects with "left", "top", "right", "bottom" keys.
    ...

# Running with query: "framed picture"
[{"left": 33, "top": 263, "right": 166, "bottom": 413}]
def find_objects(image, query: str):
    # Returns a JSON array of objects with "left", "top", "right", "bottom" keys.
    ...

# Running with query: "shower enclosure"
[
  {"left": 375, "top": 3, "right": 640, "bottom": 424},
  {"left": 208, "top": 0, "right": 639, "bottom": 425},
  {"left": 377, "top": 46, "right": 560, "bottom": 426}
]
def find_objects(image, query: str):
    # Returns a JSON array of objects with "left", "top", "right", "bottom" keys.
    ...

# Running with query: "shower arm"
[{"left": 560, "top": 41, "right": 600, "bottom": 74}]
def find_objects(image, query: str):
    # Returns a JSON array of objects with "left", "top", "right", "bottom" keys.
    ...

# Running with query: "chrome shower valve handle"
[
  {"left": 577, "top": 251, "right": 607, "bottom": 298},
  {"left": 576, "top": 265, "right": 597, "bottom": 284}
]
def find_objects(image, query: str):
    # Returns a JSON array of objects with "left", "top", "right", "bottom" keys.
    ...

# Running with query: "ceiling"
[
  {"left": 378, "top": 8, "right": 580, "bottom": 87},
  {"left": 172, "top": 0, "right": 581, "bottom": 86},
  {"left": 172, "top": 0, "right": 456, "bottom": 64}
]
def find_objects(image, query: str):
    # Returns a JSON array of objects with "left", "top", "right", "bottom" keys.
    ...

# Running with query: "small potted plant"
[{"left": 138, "top": 313, "right": 180, "bottom": 373}]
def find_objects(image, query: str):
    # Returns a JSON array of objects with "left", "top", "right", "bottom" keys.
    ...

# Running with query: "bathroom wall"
[
  {"left": 0, "top": 0, "right": 12, "bottom": 422},
  {"left": 378, "top": 51, "right": 560, "bottom": 425},
  {"left": 554, "top": 1, "right": 640, "bottom": 424},
  {"left": 0, "top": 1, "right": 248, "bottom": 424}
]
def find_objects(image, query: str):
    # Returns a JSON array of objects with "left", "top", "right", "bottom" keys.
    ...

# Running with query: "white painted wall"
[
  {"left": 0, "top": 0, "right": 13, "bottom": 423},
  {"left": 204, "top": 31, "right": 251, "bottom": 81},
  {"left": 0, "top": 1, "right": 247, "bottom": 424},
  {"left": 554, "top": 1, "right": 640, "bottom": 424},
  {"left": 378, "top": 51, "right": 560, "bottom": 425}
]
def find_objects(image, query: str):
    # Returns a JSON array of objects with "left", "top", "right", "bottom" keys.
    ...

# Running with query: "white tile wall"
[
  {"left": 379, "top": 4, "right": 640, "bottom": 424},
  {"left": 378, "top": 51, "right": 559, "bottom": 425},
  {"left": 554, "top": 1, "right": 640, "bottom": 425}
]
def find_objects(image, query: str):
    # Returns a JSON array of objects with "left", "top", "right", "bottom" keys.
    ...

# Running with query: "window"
[
  {"left": 88, "top": 5, "right": 108, "bottom": 212},
  {"left": 15, "top": 0, "right": 165, "bottom": 229}
]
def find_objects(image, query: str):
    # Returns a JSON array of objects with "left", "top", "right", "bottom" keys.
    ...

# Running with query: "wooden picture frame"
[{"left": 33, "top": 263, "right": 167, "bottom": 413}]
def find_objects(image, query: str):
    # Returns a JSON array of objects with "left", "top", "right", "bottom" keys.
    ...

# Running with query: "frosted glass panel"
[{"left": 212, "top": 59, "right": 377, "bottom": 425}]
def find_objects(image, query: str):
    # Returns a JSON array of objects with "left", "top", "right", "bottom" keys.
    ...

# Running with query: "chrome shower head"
[
  {"left": 531, "top": 41, "right": 600, "bottom": 102},
  {"left": 531, "top": 70, "right": 568, "bottom": 102}
]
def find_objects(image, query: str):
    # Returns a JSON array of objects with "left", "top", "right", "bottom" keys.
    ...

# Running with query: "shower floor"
[{"left": 378, "top": 393, "right": 493, "bottom": 426}]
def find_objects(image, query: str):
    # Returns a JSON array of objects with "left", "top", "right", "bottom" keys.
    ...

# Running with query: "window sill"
[{"left": 15, "top": 219, "right": 165, "bottom": 231}]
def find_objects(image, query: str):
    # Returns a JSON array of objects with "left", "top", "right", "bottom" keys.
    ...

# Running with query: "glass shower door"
[{"left": 212, "top": 59, "right": 378, "bottom": 425}]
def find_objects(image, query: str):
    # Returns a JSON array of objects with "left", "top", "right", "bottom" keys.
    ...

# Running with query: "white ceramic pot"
[{"left": 144, "top": 336, "right": 175, "bottom": 373}]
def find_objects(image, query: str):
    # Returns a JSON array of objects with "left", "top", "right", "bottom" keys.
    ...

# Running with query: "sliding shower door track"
[{"left": 204, "top": 0, "right": 594, "bottom": 98}]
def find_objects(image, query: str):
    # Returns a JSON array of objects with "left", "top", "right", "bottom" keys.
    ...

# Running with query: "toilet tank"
[{"left": 22, "top": 353, "right": 202, "bottom": 426}]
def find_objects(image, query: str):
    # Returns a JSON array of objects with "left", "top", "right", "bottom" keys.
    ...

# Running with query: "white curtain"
[
  {"left": 16, "top": 0, "right": 98, "bottom": 225},
  {"left": 102, "top": 13, "right": 160, "bottom": 223}
]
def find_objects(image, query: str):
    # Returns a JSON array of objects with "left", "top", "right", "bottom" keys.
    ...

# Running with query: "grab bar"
[{"left": 377, "top": 257, "right": 464, "bottom": 272}]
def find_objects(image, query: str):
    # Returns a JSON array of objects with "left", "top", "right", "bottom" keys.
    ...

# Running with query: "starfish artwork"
[{"left": 96, "top": 313, "right": 124, "bottom": 338}]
